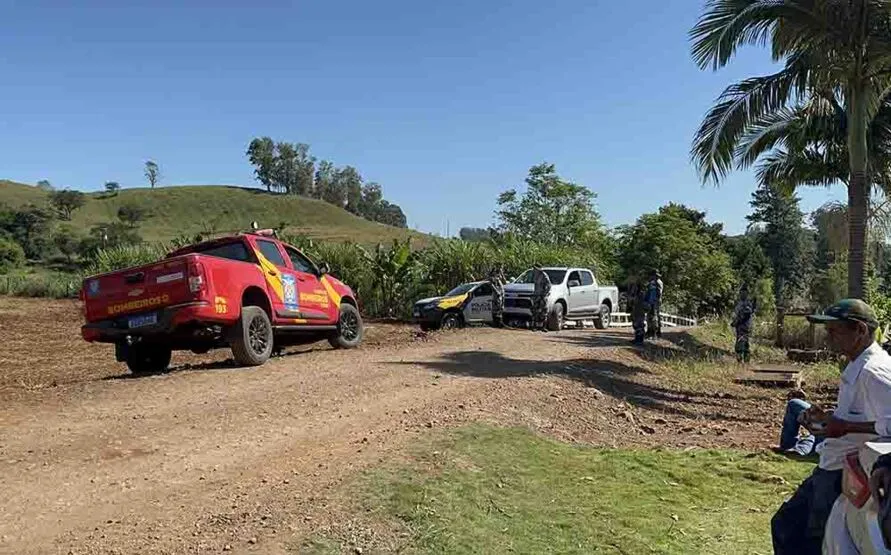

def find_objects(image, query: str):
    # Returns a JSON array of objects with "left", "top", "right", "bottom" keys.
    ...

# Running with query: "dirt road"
[{"left": 0, "top": 299, "right": 786, "bottom": 554}]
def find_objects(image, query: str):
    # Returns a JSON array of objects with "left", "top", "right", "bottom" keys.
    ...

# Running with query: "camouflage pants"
[
  {"left": 646, "top": 305, "right": 661, "bottom": 338},
  {"left": 532, "top": 296, "right": 548, "bottom": 329},
  {"left": 492, "top": 290, "right": 504, "bottom": 325},
  {"left": 735, "top": 328, "right": 751, "bottom": 362}
]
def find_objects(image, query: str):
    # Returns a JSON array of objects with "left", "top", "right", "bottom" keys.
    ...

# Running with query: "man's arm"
[
  {"left": 824, "top": 418, "right": 877, "bottom": 437},
  {"left": 864, "top": 369, "right": 891, "bottom": 437}
]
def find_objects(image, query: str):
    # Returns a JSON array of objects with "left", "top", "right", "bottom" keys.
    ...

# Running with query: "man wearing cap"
[{"left": 771, "top": 299, "right": 891, "bottom": 554}]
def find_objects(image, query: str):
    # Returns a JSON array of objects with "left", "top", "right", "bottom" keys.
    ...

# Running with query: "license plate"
[
  {"left": 413, "top": 310, "right": 420, "bottom": 318},
  {"left": 128, "top": 313, "right": 158, "bottom": 329}
]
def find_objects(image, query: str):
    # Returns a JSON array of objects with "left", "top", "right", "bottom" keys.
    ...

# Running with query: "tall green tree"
[
  {"left": 690, "top": 0, "right": 891, "bottom": 298},
  {"left": 375, "top": 200, "right": 408, "bottom": 228},
  {"left": 48, "top": 189, "right": 85, "bottom": 220},
  {"left": 725, "top": 231, "right": 773, "bottom": 302},
  {"left": 247, "top": 137, "right": 277, "bottom": 192},
  {"left": 274, "top": 142, "right": 299, "bottom": 194},
  {"left": 746, "top": 186, "right": 812, "bottom": 307},
  {"left": 53, "top": 225, "right": 81, "bottom": 264},
  {"left": 618, "top": 204, "right": 736, "bottom": 316},
  {"left": 117, "top": 204, "right": 147, "bottom": 228},
  {"left": 104, "top": 181, "right": 121, "bottom": 196},
  {"left": 144, "top": 160, "right": 161, "bottom": 189},
  {"left": 294, "top": 143, "right": 315, "bottom": 196},
  {"left": 337, "top": 166, "right": 363, "bottom": 214},
  {"left": 359, "top": 182, "right": 383, "bottom": 219},
  {"left": 0, "top": 235, "right": 25, "bottom": 272},
  {"left": 322, "top": 165, "right": 349, "bottom": 207},
  {"left": 314, "top": 160, "right": 335, "bottom": 200},
  {"left": 496, "top": 163, "right": 607, "bottom": 248},
  {"left": 0, "top": 204, "right": 55, "bottom": 260}
]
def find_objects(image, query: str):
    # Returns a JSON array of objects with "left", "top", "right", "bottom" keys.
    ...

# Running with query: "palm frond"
[
  {"left": 691, "top": 0, "right": 824, "bottom": 70},
  {"left": 691, "top": 60, "right": 808, "bottom": 184},
  {"left": 755, "top": 147, "right": 845, "bottom": 192}
]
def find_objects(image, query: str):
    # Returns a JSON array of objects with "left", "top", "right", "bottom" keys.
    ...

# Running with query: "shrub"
[
  {"left": 84, "top": 243, "right": 170, "bottom": 276},
  {"left": 0, "top": 235, "right": 26, "bottom": 273}
]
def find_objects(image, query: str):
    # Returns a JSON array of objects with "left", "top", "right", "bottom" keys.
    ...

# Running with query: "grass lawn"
[
  {"left": 0, "top": 180, "right": 426, "bottom": 246},
  {"left": 677, "top": 321, "right": 840, "bottom": 389},
  {"left": 303, "top": 425, "right": 814, "bottom": 554}
]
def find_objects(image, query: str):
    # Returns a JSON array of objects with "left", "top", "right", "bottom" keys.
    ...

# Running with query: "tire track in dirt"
[{"left": 0, "top": 330, "right": 514, "bottom": 554}]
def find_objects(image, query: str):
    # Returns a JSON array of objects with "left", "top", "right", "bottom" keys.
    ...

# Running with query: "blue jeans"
[
  {"left": 771, "top": 467, "right": 843, "bottom": 554},
  {"left": 779, "top": 399, "right": 823, "bottom": 456}
]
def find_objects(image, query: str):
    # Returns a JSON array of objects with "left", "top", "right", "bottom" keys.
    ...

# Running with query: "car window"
[
  {"left": 256, "top": 239, "right": 287, "bottom": 267},
  {"left": 285, "top": 246, "right": 316, "bottom": 273},
  {"left": 580, "top": 271, "right": 594, "bottom": 286},
  {"left": 190, "top": 241, "right": 251, "bottom": 263},
  {"left": 445, "top": 283, "right": 475, "bottom": 296},
  {"left": 515, "top": 269, "right": 566, "bottom": 284},
  {"left": 475, "top": 283, "right": 493, "bottom": 296},
  {"left": 568, "top": 271, "right": 581, "bottom": 284}
]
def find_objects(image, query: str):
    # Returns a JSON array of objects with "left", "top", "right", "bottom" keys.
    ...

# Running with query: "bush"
[
  {"left": 0, "top": 272, "right": 80, "bottom": 298},
  {"left": 84, "top": 243, "right": 170, "bottom": 276},
  {"left": 6, "top": 232, "right": 616, "bottom": 320},
  {"left": 0, "top": 235, "right": 26, "bottom": 273}
]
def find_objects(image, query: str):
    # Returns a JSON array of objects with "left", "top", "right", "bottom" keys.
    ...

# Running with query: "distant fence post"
[{"left": 776, "top": 305, "right": 785, "bottom": 348}]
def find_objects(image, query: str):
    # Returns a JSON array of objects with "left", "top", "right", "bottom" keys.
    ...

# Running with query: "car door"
[
  {"left": 283, "top": 245, "right": 337, "bottom": 323},
  {"left": 580, "top": 270, "right": 598, "bottom": 314},
  {"left": 251, "top": 238, "right": 293, "bottom": 323},
  {"left": 464, "top": 283, "right": 493, "bottom": 323},
  {"left": 565, "top": 270, "right": 586, "bottom": 315}
]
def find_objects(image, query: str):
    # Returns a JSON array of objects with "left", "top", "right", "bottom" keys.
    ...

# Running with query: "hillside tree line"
[{"left": 246, "top": 137, "right": 407, "bottom": 228}]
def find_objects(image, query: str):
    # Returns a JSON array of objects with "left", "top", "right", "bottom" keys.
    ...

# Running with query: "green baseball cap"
[{"left": 806, "top": 298, "right": 880, "bottom": 328}]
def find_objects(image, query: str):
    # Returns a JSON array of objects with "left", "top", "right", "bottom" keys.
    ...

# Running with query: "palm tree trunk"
[{"left": 847, "top": 86, "right": 870, "bottom": 299}]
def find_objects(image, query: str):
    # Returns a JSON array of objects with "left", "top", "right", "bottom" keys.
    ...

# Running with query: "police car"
[{"left": 412, "top": 281, "right": 496, "bottom": 331}]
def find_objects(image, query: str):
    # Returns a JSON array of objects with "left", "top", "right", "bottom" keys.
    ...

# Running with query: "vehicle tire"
[
  {"left": 125, "top": 344, "right": 172, "bottom": 375},
  {"left": 547, "top": 302, "right": 565, "bottom": 331},
  {"left": 329, "top": 303, "right": 364, "bottom": 349},
  {"left": 594, "top": 303, "right": 612, "bottom": 330},
  {"left": 231, "top": 306, "right": 274, "bottom": 366},
  {"left": 440, "top": 311, "right": 462, "bottom": 331}
]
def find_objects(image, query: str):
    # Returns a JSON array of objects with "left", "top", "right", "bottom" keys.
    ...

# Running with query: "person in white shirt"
[{"left": 771, "top": 298, "right": 891, "bottom": 555}]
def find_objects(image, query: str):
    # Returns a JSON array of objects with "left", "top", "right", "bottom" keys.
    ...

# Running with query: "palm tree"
[{"left": 690, "top": 0, "right": 891, "bottom": 298}]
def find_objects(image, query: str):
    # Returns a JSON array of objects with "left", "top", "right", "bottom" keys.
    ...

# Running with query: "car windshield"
[
  {"left": 515, "top": 269, "right": 566, "bottom": 285},
  {"left": 445, "top": 283, "right": 476, "bottom": 297}
]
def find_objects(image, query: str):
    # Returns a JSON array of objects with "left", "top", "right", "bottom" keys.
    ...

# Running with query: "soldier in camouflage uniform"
[
  {"left": 731, "top": 284, "right": 757, "bottom": 363},
  {"left": 629, "top": 279, "right": 647, "bottom": 344},
  {"left": 644, "top": 269, "right": 663, "bottom": 340},
  {"left": 532, "top": 266, "right": 552, "bottom": 332},
  {"left": 489, "top": 265, "right": 506, "bottom": 328}
]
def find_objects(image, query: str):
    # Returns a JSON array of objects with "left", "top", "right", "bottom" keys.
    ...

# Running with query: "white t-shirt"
[{"left": 817, "top": 342, "right": 891, "bottom": 470}]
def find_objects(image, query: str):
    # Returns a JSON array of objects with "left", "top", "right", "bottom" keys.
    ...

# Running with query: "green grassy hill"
[{"left": 0, "top": 180, "right": 426, "bottom": 246}]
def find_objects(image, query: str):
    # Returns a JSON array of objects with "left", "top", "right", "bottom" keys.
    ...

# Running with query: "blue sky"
[{"left": 0, "top": 0, "right": 843, "bottom": 235}]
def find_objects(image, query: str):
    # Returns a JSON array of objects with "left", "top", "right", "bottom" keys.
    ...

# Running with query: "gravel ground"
[{"left": 0, "top": 298, "right": 797, "bottom": 554}]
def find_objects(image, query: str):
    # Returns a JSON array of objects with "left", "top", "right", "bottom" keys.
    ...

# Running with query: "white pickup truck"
[{"left": 503, "top": 267, "right": 619, "bottom": 331}]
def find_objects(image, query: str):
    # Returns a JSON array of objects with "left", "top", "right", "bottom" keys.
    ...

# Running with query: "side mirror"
[
  {"left": 318, "top": 262, "right": 330, "bottom": 275},
  {"left": 568, "top": 280, "right": 580, "bottom": 288}
]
